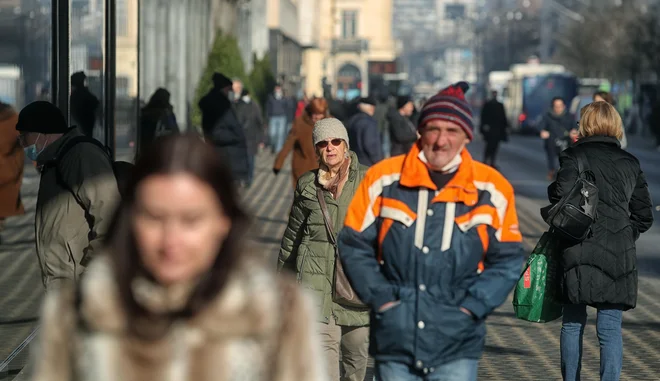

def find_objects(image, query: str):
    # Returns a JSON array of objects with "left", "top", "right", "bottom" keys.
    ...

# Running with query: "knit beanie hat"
[
  {"left": 418, "top": 81, "right": 474, "bottom": 140},
  {"left": 312, "top": 118, "right": 350, "bottom": 149},
  {"left": 16, "top": 101, "right": 69, "bottom": 134}
]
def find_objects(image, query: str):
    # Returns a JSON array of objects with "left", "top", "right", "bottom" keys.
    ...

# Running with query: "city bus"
[{"left": 504, "top": 63, "right": 579, "bottom": 134}]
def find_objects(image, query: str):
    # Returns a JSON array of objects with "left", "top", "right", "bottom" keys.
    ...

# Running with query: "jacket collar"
[
  {"left": 399, "top": 143, "right": 479, "bottom": 206},
  {"left": 573, "top": 135, "right": 620, "bottom": 148},
  {"left": 301, "top": 151, "right": 360, "bottom": 200},
  {"left": 78, "top": 254, "right": 280, "bottom": 339},
  {"left": 36, "top": 127, "right": 82, "bottom": 166}
]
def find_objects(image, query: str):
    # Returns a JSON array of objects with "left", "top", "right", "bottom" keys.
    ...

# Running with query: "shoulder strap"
[
  {"left": 316, "top": 187, "right": 337, "bottom": 246},
  {"left": 574, "top": 148, "right": 592, "bottom": 177},
  {"left": 56, "top": 136, "right": 112, "bottom": 164}
]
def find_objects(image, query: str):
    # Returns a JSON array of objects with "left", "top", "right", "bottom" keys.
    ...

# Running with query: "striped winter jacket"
[{"left": 337, "top": 143, "right": 524, "bottom": 371}]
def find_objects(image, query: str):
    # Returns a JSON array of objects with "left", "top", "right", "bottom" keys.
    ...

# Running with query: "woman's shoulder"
[{"left": 197, "top": 255, "right": 315, "bottom": 336}]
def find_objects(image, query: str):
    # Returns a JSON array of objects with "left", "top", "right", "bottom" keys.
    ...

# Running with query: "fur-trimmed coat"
[{"left": 31, "top": 254, "right": 328, "bottom": 381}]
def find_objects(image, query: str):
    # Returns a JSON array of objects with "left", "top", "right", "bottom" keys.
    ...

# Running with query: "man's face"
[
  {"left": 401, "top": 101, "right": 414, "bottom": 116},
  {"left": 419, "top": 120, "right": 470, "bottom": 171},
  {"left": 552, "top": 99, "right": 565, "bottom": 115},
  {"left": 232, "top": 81, "right": 243, "bottom": 97},
  {"left": 18, "top": 131, "right": 43, "bottom": 149}
]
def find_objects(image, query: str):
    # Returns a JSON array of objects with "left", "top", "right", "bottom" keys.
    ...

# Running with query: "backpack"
[
  {"left": 545, "top": 149, "right": 599, "bottom": 243},
  {"left": 46, "top": 136, "right": 134, "bottom": 199}
]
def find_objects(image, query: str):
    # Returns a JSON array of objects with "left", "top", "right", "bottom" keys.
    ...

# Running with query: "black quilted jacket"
[{"left": 547, "top": 135, "right": 653, "bottom": 309}]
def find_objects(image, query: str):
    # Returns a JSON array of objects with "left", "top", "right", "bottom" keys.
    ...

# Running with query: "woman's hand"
[{"left": 540, "top": 130, "right": 550, "bottom": 139}]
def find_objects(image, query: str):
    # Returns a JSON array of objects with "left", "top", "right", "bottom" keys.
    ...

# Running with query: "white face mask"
[
  {"left": 275, "top": 90, "right": 283, "bottom": 99},
  {"left": 242, "top": 95, "right": 251, "bottom": 103}
]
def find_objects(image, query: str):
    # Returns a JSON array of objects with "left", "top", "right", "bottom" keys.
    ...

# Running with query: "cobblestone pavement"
[{"left": 3, "top": 150, "right": 660, "bottom": 380}]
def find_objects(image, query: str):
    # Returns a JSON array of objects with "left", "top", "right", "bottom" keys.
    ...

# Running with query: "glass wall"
[
  {"left": 0, "top": 0, "right": 217, "bottom": 375},
  {"left": 0, "top": 0, "right": 51, "bottom": 376},
  {"left": 70, "top": 0, "right": 105, "bottom": 140},
  {"left": 115, "top": 0, "right": 138, "bottom": 161}
]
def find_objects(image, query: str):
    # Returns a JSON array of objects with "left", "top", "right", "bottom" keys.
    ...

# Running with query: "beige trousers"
[{"left": 318, "top": 318, "right": 370, "bottom": 381}]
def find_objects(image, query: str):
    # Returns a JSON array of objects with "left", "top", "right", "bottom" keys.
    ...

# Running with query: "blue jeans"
[
  {"left": 268, "top": 116, "right": 288, "bottom": 153},
  {"left": 561, "top": 304, "right": 623, "bottom": 381},
  {"left": 375, "top": 359, "right": 478, "bottom": 381}
]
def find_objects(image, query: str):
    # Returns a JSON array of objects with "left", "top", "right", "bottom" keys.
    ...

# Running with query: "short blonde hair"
[{"left": 578, "top": 101, "right": 623, "bottom": 140}]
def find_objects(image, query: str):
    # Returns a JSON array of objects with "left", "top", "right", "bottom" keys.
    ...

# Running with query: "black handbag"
[{"left": 545, "top": 149, "right": 599, "bottom": 243}]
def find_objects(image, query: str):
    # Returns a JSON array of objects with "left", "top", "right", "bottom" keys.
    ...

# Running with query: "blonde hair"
[{"left": 578, "top": 101, "right": 623, "bottom": 140}]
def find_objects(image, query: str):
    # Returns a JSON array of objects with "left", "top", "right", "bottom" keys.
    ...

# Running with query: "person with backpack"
[
  {"left": 545, "top": 101, "right": 653, "bottom": 381},
  {"left": 16, "top": 101, "right": 121, "bottom": 290}
]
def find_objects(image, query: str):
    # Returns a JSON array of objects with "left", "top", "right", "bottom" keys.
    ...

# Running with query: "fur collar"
[{"left": 78, "top": 254, "right": 280, "bottom": 339}]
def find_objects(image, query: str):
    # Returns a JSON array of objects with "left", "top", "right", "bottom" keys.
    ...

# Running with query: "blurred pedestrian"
[
  {"left": 539, "top": 97, "right": 575, "bottom": 180},
  {"left": 273, "top": 97, "right": 330, "bottom": 188},
  {"left": 346, "top": 96, "right": 383, "bottom": 166},
  {"left": 31, "top": 134, "right": 328, "bottom": 381},
  {"left": 235, "top": 89, "right": 264, "bottom": 187},
  {"left": 0, "top": 101, "right": 24, "bottom": 237},
  {"left": 479, "top": 90, "right": 508, "bottom": 168},
  {"left": 593, "top": 91, "right": 627, "bottom": 149},
  {"left": 199, "top": 73, "right": 249, "bottom": 186}
]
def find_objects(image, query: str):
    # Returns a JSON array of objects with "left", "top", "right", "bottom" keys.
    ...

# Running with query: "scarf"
[{"left": 317, "top": 156, "right": 351, "bottom": 199}]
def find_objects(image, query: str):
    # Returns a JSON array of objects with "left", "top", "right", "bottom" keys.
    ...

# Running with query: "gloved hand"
[{"left": 272, "top": 168, "right": 280, "bottom": 175}]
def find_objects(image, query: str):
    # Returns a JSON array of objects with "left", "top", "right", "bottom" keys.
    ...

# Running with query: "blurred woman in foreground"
[{"left": 31, "top": 134, "right": 327, "bottom": 381}]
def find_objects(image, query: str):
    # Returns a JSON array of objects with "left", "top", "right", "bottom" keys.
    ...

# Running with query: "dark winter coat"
[
  {"left": 199, "top": 89, "right": 249, "bottom": 181},
  {"left": 70, "top": 87, "right": 100, "bottom": 137},
  {"left": 479, "top": 99, "right": 508, "bottom": 142},
  {"left": 387, "top": 108, "right": 418, "bottom": 156},
  {"left": 266, "top": 95, "right": 289, "bottom": 118},
  {"left": 539, "top": 111, "right": 573, "bottom": 151},
  {"left": 346, "top": 112, "right": 383, "bottom": 166},
  {"left": 546, "top": 135, "right": 654, "bottom": 309},
  {"left": 138, "top": 107, "right": 178, "bottom": 156},
  {"left": 235, "top": 99, "right": 264, "bottom": 155}
]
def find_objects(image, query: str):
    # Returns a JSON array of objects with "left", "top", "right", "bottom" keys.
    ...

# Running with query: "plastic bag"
[{"left": 513, "top": 232, "right": 563, "bottom": 323}]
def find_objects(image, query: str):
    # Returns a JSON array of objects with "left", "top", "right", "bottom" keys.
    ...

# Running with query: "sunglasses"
[{"left": 316, "top": 139, "right": 343, "bottom": 149}]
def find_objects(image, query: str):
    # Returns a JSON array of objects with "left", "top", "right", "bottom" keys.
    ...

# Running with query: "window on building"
[{"left": 341, "top": 10, "right": 357, "bottom": 39}]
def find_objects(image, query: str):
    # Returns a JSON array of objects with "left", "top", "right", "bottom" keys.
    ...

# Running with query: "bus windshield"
[{"left": 522, "top": 74, "right": 578, "bottom": 125}]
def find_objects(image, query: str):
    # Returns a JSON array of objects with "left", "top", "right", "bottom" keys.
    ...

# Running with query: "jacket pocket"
[
  {"left": 370, "top": 289, "right": 416, "bottom": 357},
  {"left": 65, "top": 232, "right": 88, "bottom": 282},
  {"left": 419, "top": 303, "right": 485, "bottom": 360}
]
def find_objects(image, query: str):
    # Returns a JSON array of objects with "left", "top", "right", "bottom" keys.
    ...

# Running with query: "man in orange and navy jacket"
[{"left": 337, "top": 81, "right": 524, "bottom": 381}]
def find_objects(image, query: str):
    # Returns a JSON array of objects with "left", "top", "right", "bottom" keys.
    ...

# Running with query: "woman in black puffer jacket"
[{"left": 546, "top": 101, "right": 653, "bottom": 381}]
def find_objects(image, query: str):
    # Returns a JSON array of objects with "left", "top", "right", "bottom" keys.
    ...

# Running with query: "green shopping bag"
[{"left": 512, "top": 231, "right": 563, "bottom": 323}]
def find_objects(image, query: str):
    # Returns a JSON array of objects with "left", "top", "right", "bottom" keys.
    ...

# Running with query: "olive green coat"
[{"left": 278, "top": 151, "right": 369, "bottom": 326}]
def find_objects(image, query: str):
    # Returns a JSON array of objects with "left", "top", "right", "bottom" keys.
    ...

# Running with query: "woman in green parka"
[{"left": 278, "top": 118, "right": 369, "bottom": 381}]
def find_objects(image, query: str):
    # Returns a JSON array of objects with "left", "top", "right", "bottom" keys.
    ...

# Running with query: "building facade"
[
  {"left": 301, "top": 0, "right": 397, "bottom": 100},
  {"left": 267, "top": 0, "right": 302, "bottom": 97}
]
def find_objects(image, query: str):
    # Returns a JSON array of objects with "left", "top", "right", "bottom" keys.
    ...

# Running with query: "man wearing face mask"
[
  {"left": 15, "top": 101, "right": 120, "bottom": 290},
  {"left": 338, "top": 82, "right": 524, "bottom": 381},
  {"left": 199, "top": 72, "right": 249, "bottom": 185},
  {"left": 235, "top": 89, "right": 264, "bottom": 186}
]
